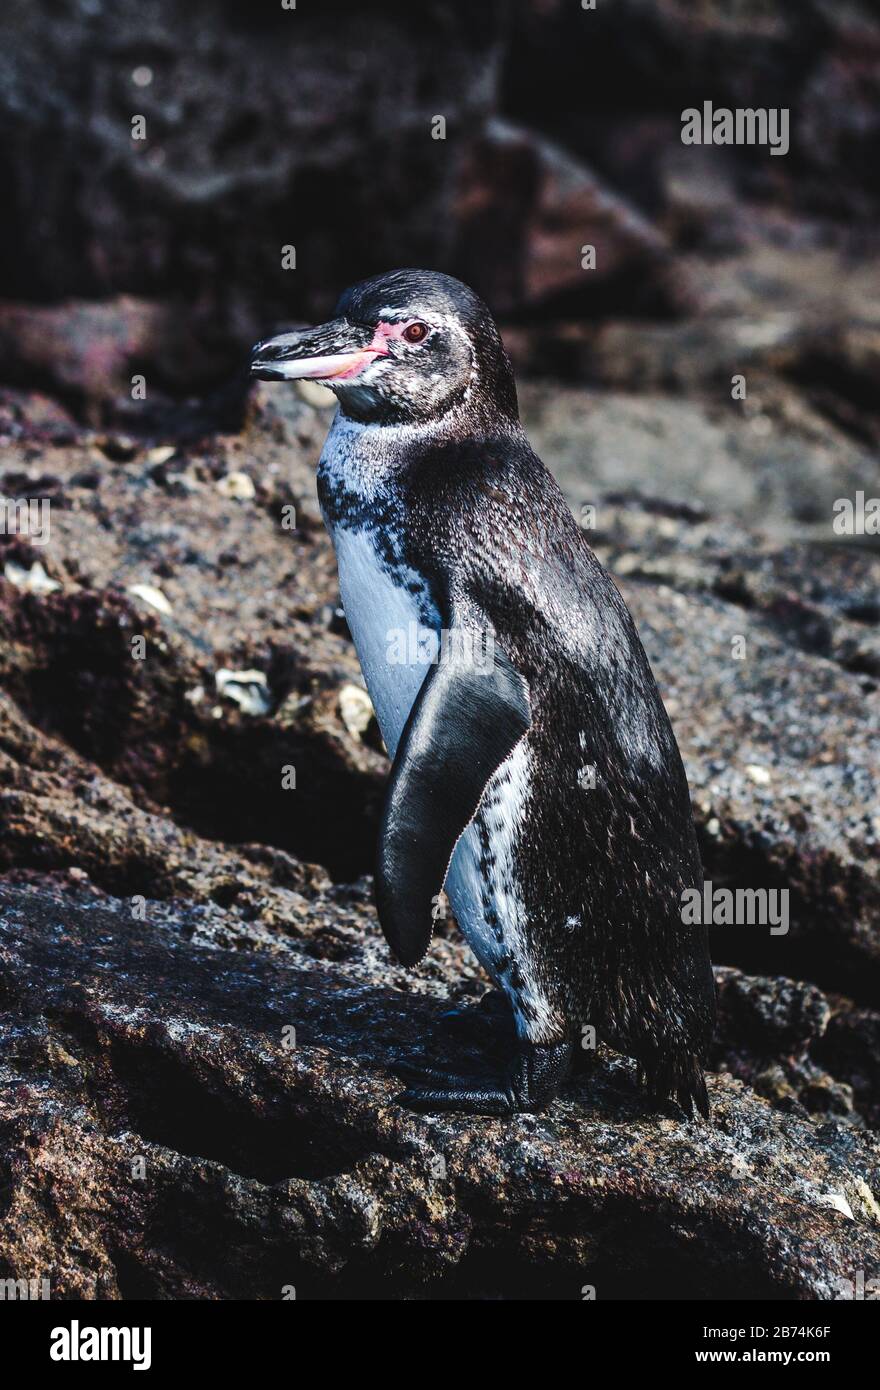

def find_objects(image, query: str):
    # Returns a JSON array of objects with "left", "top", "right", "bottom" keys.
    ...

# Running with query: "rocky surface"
[
  {"left": 0, "top": 366, "right": 878, "bottom": 1298},
  {"left": 508, "top": 0, "right": 880, "bottom": 224},
  {"left": 9, "top": 0, "right": 880, "bottom": 392},
  {"left": 0, "top": 0, "right": 499, "bottom": 323},
  {"left": 2, "top": 882, "right": 879, "bottom": 1300},
  {"left": 1, "top": 0, "right": 879, "bottom": 1301}
]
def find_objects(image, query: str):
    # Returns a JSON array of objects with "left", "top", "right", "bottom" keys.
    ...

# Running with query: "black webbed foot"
[
  {"left": 437, "top": 988, "right": 517, "bottom": 1043},
  {"left": 396, "top": 1039, "right": 573, "bottom": 1116}
]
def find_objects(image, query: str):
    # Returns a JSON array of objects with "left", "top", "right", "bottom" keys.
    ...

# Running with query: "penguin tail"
[
  {"left": 682, "top": 1063, "right": 711, "bottom": 1121},
  {"left": 639, "top": 1052, "right": 711, "bottom": 1122}
]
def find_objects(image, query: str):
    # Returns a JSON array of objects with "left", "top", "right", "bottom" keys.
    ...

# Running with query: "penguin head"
[{"left": 250, "top": 269, "right": 518, "bottom": 426}]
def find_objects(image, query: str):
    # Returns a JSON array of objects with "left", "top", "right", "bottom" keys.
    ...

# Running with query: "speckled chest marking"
[
  {"left": 317, "top": 413, "right": 440, "bottom": 757},
  {"left": 317, "top": 411, "right": 558, "bottom": 1043}
]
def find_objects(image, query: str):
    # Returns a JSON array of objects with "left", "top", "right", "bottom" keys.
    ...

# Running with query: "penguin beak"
[{"left": 249, "top": 319, "right": 382, "bottom": 382}]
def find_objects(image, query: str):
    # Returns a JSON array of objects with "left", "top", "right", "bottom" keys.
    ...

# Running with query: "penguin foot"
[
  {"left": 396, "top": 1039, "right": 573, "bottom": 1116},
  {"left": 437, "top": 988, "right": 516, "bottom": 1042}
]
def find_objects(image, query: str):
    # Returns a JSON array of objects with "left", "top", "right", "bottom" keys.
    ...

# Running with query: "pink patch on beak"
[
  {"left": 306, "top": 324, "right": 405, "bottom": 380},
  {"left": 324, "top": 349, "right": 381, "bottom": 380},
  {"left": 282, "top": 321, "right": 413, "bottom": 382}
]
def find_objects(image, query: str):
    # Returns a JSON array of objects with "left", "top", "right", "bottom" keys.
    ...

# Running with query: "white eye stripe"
[
  {"left": 372, "top": 308, "right": 470, "bottom": 340},
  {"left": 334, "top": 306, "right": 479, "bottom": 425}
]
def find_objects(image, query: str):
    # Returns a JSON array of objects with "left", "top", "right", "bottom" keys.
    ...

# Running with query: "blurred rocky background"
[{"left": 0, "top": 0, "right": 878, "bottom": 1299}]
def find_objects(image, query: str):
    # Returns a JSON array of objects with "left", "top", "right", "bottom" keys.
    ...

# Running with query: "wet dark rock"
[
  {"left": 454, "top": 118, "right": 690, "bottom": 317},
  {"left": 0, "top": 369, "right": 878, "bottom": 1296},
  {"left": 508, "top": 0, "right": 880, "bottom": 226},
  {"left": 1, "top": 0, "right": 879, "bottom": 1303},
  {"left": 0, "top": 1, "right": 500, "bottom": 330},
  {"left": 711, "top": 967, "right": 866, "bottom": 1126},
  {"left": 1, "top": 882, "right": 879, "bottom": 1300}
]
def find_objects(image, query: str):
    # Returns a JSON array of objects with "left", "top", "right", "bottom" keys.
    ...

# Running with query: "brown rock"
[{"left": 455, "top": 119, "right": 689, "bottom": 315}]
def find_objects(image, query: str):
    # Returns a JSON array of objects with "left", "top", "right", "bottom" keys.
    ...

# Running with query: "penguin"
[{"left": 250, "top": 269, "right": 715, "bottom": 1118}]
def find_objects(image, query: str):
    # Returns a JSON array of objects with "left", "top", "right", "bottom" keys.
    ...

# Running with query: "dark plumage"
[{"left": 251, "top": 269, "right": 715, "bottom": 1118}]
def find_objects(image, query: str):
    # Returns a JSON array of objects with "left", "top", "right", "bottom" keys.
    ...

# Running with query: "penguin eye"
[{"left": 402, "top": 321, "right": 429, "bottom": 344}]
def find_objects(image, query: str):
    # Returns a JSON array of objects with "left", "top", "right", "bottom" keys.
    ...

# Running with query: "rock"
[
  {"left": 128, "top": 582, "right": 173, "bottom": 615},
  {"left": 507, "top": 0, "right": 880, "bottom": 224},
  {"left": 519, "top": 379, "right": 875, "bottom": 541},
  {"left": 818, "top": 1003, "right": 880, "bottom": 1131},
  {"left": 454, "top": 118, "right": 689, "bottom": 315},
  {"left": 0, "top": 374, "right": 878, "bottom": 1297},
  {"left": 621, "top": 577, "right": 880, "bottom": 998},
  {"left": 711, "top": 967, "right": 861, "bottom": 1124},
  {"left": 0, "top": 0, "right": 499, "bottom": 328},
  {"left": 215, "top": 668, "right": 271, "bottom": 718},
  {"left": 564, "top": 490, "right": 880, "bottom": 679},
  {"left": 338, "top": 684, "right": 375, "bottom": 740},
  {"left": 216, "top": 471, "right": 257, "bottom": 501},
  {"left": 145, "top": 445, "right": 177, "bottom": 468},
  {"left": 0, "top": 297, "right": 231, "bottom": 417},
  {"left": 714, "top": 967, "right": 831, "bottom": 1056},
  {"left": 3, "top": 559, "right": 61, "bottom": 595},
  {"left": 745, "top": 764, "right": 772, "bottom": 787},
  {"left": 0, "top": 387, "right": 79, "bottom": 444},
  {"left": 1, "top": 0, "right": 878, "bottom": 1304},
  {"left": 0, "top": 687, "right": 331, "bottom": 910},
  {"left": 510, "top": 230, "right": 880, "bottom": 459},
  {"left": 1, "top": 881, "right": 878, "bottom": 1300},
  {"left": 295, "top": 381, "right": 336, "bottom": 411},
  {"left": 0, "top": 297, "right": 167, "bottom": 405},
  {"left": 0, "top": 393, "right": 387, "bottom": 880}
]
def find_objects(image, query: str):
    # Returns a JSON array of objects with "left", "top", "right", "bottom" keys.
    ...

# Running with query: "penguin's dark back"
[{"left": 392, "top": 428, "right": 715, "bottom": 1057}]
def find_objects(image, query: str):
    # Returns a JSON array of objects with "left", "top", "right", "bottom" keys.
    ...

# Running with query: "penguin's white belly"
[
  {"left": 445, "top": 740, "right": 558, "bottom": 1041},
  {"left": 329, "top": 523, "right": 553, "bottom": 1042},
  {"left": 331, "top": 525, "right": 436, "bottom": 758}
]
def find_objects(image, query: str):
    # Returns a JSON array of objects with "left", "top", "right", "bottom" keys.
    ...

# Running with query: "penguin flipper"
[{"left": 375, "top": 640, "right": 531, "bottom": 967}]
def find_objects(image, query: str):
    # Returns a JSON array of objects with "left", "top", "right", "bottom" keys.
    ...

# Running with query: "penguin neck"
[
  {"left": 333, "top": 390, "right": 522, "bottom": 458},
  {"left": 321, "top": 402, "right": 521, "bottom": 503},
  {"left": 317, "top": 398, "right": 524, "bottom": 532}
]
